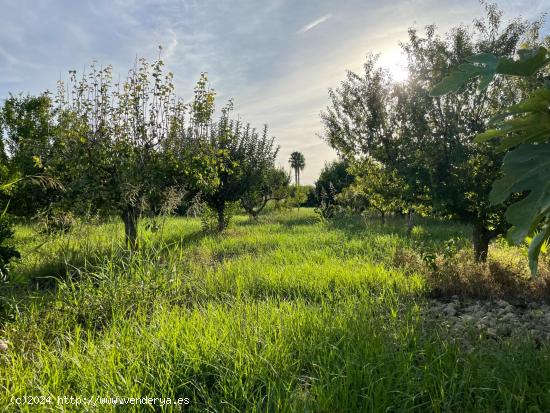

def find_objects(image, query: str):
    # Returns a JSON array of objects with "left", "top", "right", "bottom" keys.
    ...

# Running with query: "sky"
[{"left": 1, "top": 0, "right": 549, "bottom": 184}]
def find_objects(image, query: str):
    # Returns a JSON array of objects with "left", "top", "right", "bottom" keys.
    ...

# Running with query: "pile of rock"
[{"left": 425, "top": 296, "right": 550, "bottom": 344}]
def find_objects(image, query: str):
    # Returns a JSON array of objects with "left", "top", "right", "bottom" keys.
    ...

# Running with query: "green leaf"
[
  {"left": 430, "top": 53, "right": 499, "bottom": 97},
  {"left": 466, "top": 53, "right": 499, "bottom": 65},
  {"left": 487, "top": 112, "right": 511, "bottom": 126},
  {"left": 1, "top": 200, "right": 10, "bottom": 218},
  {"left": 430, "top": 49, "right": 550, "bottom": 97},
  {"left": 497, "top": 112, "right": 550, "bottom": 150},
  {"left": 430, "top": 70, "right": 478, "bottom": 96},
  {"left": 478, "top": 73, "right": 494, "bottom": 91},
  {"left": 476, "top": 89, "right": 550, "bottom": 150},
  {"left": 490, "top": 143, "right": 550, "bottom": 245},
  {"left": 475, "top": 129, "right": 504, "bottom": 143},
  {"left": 505, "top": 88, "right": 550, "bottom": 114},
  {"left": 528, "top": 225, "right": 550, "bottom": 277},
  {"left": 496, "top": 47, "right": 550, "bottom": 77}
]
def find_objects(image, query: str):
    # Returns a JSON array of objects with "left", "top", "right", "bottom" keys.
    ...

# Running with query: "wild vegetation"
[
  {"left": 321, "top": 4, "right": 548, "bottom": 265},
  {"left": 2, "top": 211, "right": 550, "bottom": 412},
  {"left": 1, "top": 2, "right": 550, "bottom": 412}
]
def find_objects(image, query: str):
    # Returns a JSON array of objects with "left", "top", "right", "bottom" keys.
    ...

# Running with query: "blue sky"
[{"left": 1, "top": 0, "right": 549, "bottom": 183}]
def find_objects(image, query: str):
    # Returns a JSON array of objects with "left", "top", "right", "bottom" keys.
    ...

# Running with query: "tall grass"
[{"left": 1, "top": 210, "right": 549, "bottom": 412}]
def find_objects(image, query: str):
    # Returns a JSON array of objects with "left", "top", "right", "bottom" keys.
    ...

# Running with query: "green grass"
[{"left": 1, "top": 209, "right": 549, "bottom": 412}]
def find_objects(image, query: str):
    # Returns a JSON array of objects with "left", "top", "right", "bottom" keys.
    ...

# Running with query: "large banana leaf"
[
  {"left": 490, "top": 143, "right": 550, "bottom": 276},
  {"left": 475, "top": 88, "right": 550, "bottom": 150},
  {"left": 430, "top": 47, "right": 549, "bottom": 96}
]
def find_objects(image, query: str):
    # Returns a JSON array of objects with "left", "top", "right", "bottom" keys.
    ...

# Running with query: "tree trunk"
[
  {"left": 380, "top": 211, "right": 385, "bottom": 225},
  {"left": 121, "top": 207, "right": 138, "bottom": 250},
  {"left": 217, "top": 204, "right": 225, "bottom": 232},
  {"left": 406, "top": 209, "right": 415, "bottom": 235},
  {"left": 472, "top": 223, "right": 498, "bottom": 263},
  {"left": 248, "top": 196, "right": 270, "bottom": 220}
]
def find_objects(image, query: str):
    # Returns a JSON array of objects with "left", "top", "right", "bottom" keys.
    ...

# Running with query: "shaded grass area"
[{"left": 1, "top": 209, "right": 550, "bottom": 412}]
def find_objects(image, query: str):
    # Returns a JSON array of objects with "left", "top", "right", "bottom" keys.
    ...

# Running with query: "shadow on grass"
[
  {"left": 160, "top": 229, "right": 208, "bottom": 250},
  {"left": 326, "top": 214, "right": 471, "bottom": 244},
  {"left": 274, "top": 213, "right": 321, "bottom": 228},
  {"left": 230, "top": 211, "right": 320, "bottom": 229}
]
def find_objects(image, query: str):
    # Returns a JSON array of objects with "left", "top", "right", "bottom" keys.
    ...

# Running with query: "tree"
[
  {"left": 343, "top": 159, "right": 408, "bottom": 224},
  {"left": 289, "top": 151, "right": 305, "bottom": 185},
  {"left": 148, "top": 72, "right": 280, "bottom": 232},
  {"left": 315, "top": 159, "right": 354, "bottom": 206},
  {"left": 302, "top": 185, "right": 318, "bottom": 207},
  {"left": 321, "top": 4, "right": 541, "bottom": 261},
  {"left": 0, "top": 208, "right": 19, "bottom": 280},
  {"left": 286, "top": 185, "right": 309, "bottom": 210},
  {"left": 241, "top": 167, "right": 290, "bottom": 220},
  {"left": 52, "top": 57, "right": 186, "bottom": 249},
  {"left": 0, "top": 94, "right": 58, "bottom": 217},
  {"left": 0, "top": 124, "right": 7, "bottom": 169},
  {"left": 199, "top": 118, "right": 279, "bottom": 231},
  {"left": 401, "top": 5, "right": 543, "bottom": 261},
  {"left": 432, "top": 42, "right": 550, "bottom": 275},
  {"left": 321, "top": 56, "right": 429, "bottom": 230},
  {"left": 0, "top": 175, "right": 59, "bottom": 278},
  {"left": 0, "top": 179, "right": 20, "bottom": 279}
]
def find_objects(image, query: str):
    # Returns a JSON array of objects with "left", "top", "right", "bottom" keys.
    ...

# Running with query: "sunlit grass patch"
[{"left": 2, "top": 209, "right": 550, "bottom": 412}]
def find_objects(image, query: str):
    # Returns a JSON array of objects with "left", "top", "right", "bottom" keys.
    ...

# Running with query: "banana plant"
[{"left": 431, "top": 46, "right": 550, "bottom": 275}]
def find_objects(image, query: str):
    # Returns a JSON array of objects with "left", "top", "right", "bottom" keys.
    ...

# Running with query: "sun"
[{"left": 379, "top": 48, "right": 409, "bottom": 83}]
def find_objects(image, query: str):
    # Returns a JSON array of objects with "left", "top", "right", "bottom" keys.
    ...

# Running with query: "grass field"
[{"left": 1, "top": 209, "right": 549, "bottom": 412}]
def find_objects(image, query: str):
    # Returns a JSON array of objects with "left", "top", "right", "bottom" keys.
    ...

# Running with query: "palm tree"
[{"left": 289, "top": 151, "right": 305, "bottom": 186}]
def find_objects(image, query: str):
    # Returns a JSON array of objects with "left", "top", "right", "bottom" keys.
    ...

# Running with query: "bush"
[
  {"left": 302, "top": 185, "right": 318, "bottom": 207},
  {"left": 420, "top": 247, "right": 550, "bottom": 304},
  {"left": 0, "top": 213, "right": 20, "bottom": 280},
  {"left": 200, "top": 202, "right": 239, "bottom": 232},
  {"left": 35, "top": 208, "right": 76, "bottom": 235},
  {"left": 314, "top": 184, "right": 336, "bottom": 221}
]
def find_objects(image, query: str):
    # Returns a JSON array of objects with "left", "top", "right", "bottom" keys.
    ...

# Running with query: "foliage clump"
[{"left": 0, "top": 211, "right": 19, "bottom": 280}]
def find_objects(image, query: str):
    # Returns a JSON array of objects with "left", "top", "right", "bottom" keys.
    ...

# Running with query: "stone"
[
  {"left": 496, "top": 325, "right": 512, "bottom": 337},
  {"left": 495, "top": 299, "right": 509, "bottom": 308},
  {"left": 444, "top": 303, "right": 457, "bottom": 317},
  {"left": 486, "top": 328, "right": 498, "bottom": 338},
  {"left": 426, "top": 297, "right": 550, "bottom": 344},
  {"left": 461, "top": 314, "right": 475, "bottom": 323},
  {"left": 500, "top": 313, "right": 517, "bottom": 323},
  {"left": 0, "top": 340, "right": 8, "bottom": 352}
]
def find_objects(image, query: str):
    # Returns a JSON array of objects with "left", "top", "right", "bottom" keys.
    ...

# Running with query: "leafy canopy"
[{"left": 431, "top": 45, "right": 550, "bottom": 275}]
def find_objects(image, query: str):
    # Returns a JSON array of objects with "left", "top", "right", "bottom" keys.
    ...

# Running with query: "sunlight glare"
[{"left": 379, "top": 48, "right": 409, "bottom": 83}]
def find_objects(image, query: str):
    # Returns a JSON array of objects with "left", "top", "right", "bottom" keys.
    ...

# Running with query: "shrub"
[
  {"left": 35, "top": 208, "right": 76, "bottom": 235},
  {"left": 314, "top": 183, "right": 336, "bottom": 221},
  {"left": 0, "top": 212, "right": 20, "bottom": 280},
  {"left": 200, "top": 202, "right": 239, "bottom": 232},
  {"left": 425, "top": 249, "right": 550, "bottom": 303}
]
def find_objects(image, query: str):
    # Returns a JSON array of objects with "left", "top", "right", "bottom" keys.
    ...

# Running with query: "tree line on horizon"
[{"left": 0, "top": 59, "right": 301, "bottom": 270}]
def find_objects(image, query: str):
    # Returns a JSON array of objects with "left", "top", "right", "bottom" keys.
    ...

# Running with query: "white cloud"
[{"left": 296, "top": 14, "right": 332, "bottom": 34}]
